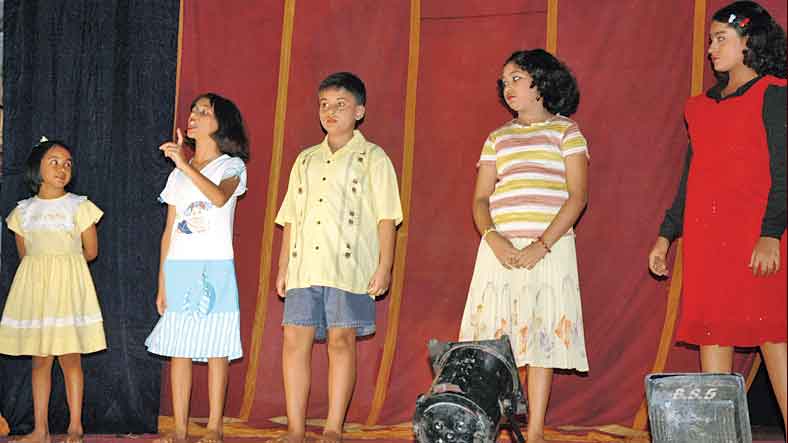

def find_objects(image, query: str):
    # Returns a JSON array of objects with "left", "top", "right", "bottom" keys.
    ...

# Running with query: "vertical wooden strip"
[
  {"left": 238, "top": 0, "right": 297, "bottom": 421},
  {"left": 691, "top": 0, "right": 707, "bottom": 96},
  {"left": 632, "top": 0, "right": 706, "bottom": 430},
  {"left": 632, "top": 244, "right": 684, "bottom": 429},
  {"left": 365, "top": 0, "right": 420, "bottom": 426},
  {"left": 745, "top": 354, "right": 762, "bottom": 391},
  {"left": 172, "top": 0, "right": 185, "bottom": 136},
  {"left": 546, "top": 0, "right": 559, "bottom": 54}
]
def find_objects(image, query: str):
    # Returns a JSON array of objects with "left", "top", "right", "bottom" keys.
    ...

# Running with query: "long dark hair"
[{"left": 184, "top": 93, "right": 249, "bottom": 161}]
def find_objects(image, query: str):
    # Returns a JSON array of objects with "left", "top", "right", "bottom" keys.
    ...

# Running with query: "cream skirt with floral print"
[{"left": 459, "top": 235, "right": 589, "bottom": 371}]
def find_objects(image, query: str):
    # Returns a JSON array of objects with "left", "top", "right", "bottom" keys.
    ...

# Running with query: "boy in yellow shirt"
[{"left": 274, "top": 72, "right": 403, "bottom": 443}]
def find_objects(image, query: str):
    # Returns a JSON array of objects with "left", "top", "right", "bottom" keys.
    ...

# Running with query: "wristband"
[{"left": 536, "top": 236, "right": 551, "bottom": 253}]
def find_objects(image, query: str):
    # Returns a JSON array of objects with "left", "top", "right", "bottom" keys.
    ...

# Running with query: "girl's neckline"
[
  {"left": 190, "top": 153, "right": 226, "bottom": 171},
  {"left": 34, "top": 192, "right": 70, "bottom": 201},
  {"left": 511, "top": 114, "right": 561, "bottom": 127},
  {"left": 709, "top": 75, "right": 763, "bottom": 101}
]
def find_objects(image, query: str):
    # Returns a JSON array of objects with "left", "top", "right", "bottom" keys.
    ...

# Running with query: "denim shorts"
[{"left": 282, "top": 286, "right": 375, "bottom": 341}]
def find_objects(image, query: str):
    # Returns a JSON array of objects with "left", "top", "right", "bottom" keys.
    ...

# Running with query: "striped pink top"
[{"left": 479, "top": 116, "right": 589, "bottom": 239}]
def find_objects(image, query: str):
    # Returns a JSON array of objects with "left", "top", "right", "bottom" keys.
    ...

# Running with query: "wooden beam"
[
  {"left": 239, "top": 0, "right": 297, "bottom": 421},
  {"left": 365, "top": 0, "right": 420, "bottom": 426}
]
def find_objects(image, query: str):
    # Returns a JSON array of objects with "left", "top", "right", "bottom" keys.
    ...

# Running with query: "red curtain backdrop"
[{"left": 167, "top": 0, "right": 787, "bottom": 427}]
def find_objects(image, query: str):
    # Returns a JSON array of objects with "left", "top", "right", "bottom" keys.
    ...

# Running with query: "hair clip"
[
  {"left": 727, "top": 13, "right": 750, "bottom": 29},
  {"left": 39, "top": 136, "right": 49, "bottom": 143}
]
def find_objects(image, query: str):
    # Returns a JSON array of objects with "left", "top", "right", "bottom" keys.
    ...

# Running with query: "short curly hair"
[
  {"left": 497, "top": 49, "right": 580, "bottom": 117},
  {"left": 712, "top": 1, "right": 787, "bottom": 79}
]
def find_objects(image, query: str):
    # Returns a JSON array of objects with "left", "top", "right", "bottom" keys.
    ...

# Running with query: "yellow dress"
[{"left": 0, "top": 193, "right": 106, "bottom": 356}]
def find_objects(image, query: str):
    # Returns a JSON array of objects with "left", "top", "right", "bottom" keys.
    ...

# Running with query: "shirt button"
[
  {"left": 348, "top": 219, "right": 354, "bottom": 225},
  {"left": 345, "top": 252, "right": 351, "bottom": 258},
  {"left": 358, "top": 157, "right": 363, "bottom": 162},
  {"left": 298, "top": 187, "right": 303, "bottom": 194},
  {"left": 352, "top": 179, "right": 358, "bottom": 184},
  {"left": 349, "top": 211, "right": 355, "bottom": 216},
  {"left": 292, "top": 252, "right": 298, "bottom": 257},
  {"left": 317, "top": 221, "right": 321, "bottom": 224},
  {"left": 326, "top": 160, "right": 331, "bottom": 164},
  {"left": 322, "top": 177, "right": 326, "bottom": 181},
  {"left": 315, "top": 246, "right": 320, "bottom": 250},
  {"left": 352, "top": 187, "right": 357, "bottom": 193},
  {"left": 319, "top": 198, "right": 323, "bottom": 202},
  {"left": 346, "top": 243, "right": 351, "bottom": 249}
]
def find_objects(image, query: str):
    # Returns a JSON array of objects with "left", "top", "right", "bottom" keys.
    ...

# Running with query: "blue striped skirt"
[{"left": 145, "top": 259, "right": 242, "bottom": 362}]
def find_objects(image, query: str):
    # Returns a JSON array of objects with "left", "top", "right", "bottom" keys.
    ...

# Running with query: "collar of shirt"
[
  {"left": 706, "top": 75, "right": 762, "bottom": 101},
  {"left": 317, "top": 130, "right": 369, "bottom": 157}
]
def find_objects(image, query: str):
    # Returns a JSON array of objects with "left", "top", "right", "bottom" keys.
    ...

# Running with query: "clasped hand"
[{"left": 487, "top": 233, "right": 547, "bottom": 270}]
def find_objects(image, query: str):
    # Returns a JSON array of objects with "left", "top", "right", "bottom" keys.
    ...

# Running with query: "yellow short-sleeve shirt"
[{"left": 275, "top": 130, "right": 403, "bottom": 296}]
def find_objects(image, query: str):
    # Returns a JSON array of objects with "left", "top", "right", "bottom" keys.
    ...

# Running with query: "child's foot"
[
  {"left": 60, "top": 425, "right": 84, "bottom": 443},
  {"left": 265, "top": 433, "right": 304, "bottom": 443},
  {"left": 316, "top": 430, "right": 342, "bottom": 443},
  {"left": 58, "top": 434, "right": 83, "bottom": 443},
  {"left": 152, "top": 433, "right": 189, "bottom": 443},
  {"left": 195, "top": 430, "right": 223, "bottom": 443},
  {"left": 10, "top": 431, "right": 51, "bottom": 443}
]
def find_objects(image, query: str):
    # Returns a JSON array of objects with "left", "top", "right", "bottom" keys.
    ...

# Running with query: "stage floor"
[{"left": 0, "top": 418, "right": 784, "bottom": 442}]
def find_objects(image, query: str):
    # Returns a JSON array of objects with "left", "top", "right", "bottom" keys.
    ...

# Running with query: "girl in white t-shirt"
[{"left": 145, "top": 93, "right": 249, "bottom": 443}]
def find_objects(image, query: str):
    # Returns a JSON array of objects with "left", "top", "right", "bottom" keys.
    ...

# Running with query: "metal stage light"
[
  {"left": 646, "top": 372, "right": 752, "bottom": 443},
  {"left": 413, "top": 336, "right": 527, "bottom": 443}
]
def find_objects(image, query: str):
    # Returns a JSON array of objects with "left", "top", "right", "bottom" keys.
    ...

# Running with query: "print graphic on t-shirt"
[{"left": 177, "top": 201, "right": 214, "bottom": 234}]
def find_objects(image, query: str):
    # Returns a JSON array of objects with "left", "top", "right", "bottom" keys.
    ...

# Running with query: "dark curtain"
[{"left": 1, "top": 0, "right": 178, "bottom": 434}]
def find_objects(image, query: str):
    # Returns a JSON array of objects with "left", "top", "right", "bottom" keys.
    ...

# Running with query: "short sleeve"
[
  {"left": 6, "top": 207, "right": 23, "bottom": 236},
  {"left": 560, "top": 122, "right": 590, "bottom": 159},
  {"left": 221, "top": 157, "right": 248, "bottom": 197},
  {"left": 275, "top": 158, "right": 300, "bottom": 226},
  {"left": 477, "top": 134, "right": 496, "bottom": 167},
  {"left": 75, "top": 200, "right": 104, "bottom": 232},
  {"left": 159, "top": 169, "right": 179, "bottom": 204},
  {"left": 371, "top": 154, "right": 403, "bottom": 225}
]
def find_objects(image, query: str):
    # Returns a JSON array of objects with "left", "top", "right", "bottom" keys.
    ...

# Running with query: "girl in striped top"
[{"left": 459, "top": 49, "right": 589, "bottom": 443}]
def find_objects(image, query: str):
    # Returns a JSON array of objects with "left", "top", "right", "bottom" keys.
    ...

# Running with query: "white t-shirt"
[{"left": 160, "top": 155, "right": 247, "bottom": 261}]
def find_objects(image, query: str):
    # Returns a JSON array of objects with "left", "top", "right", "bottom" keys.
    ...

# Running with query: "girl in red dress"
[{"left": 649, "top": 0, "right": 786, "bottom": 431}]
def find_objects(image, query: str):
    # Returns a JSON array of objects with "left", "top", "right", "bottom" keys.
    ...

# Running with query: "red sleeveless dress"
[{"left": 678, "top": 75, "right": 787, "bottom": 346}]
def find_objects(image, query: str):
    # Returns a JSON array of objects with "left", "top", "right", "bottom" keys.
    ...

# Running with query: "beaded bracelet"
[
  {"left": 536, "top": 236, "right": 551, "bottom": 253},
  {"left": 482, "top": 227, "right": 497, "bottom": 239}
]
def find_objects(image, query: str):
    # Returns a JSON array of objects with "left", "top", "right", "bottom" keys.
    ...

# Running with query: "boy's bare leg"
[
  {"left": 58, "top": 354, "right": 84, "bottom": 442},
  {"left": 11, "top": 356, "right": 54, "bottom": 443},
  {"left": 283, "top": 325, "right": 316, "bottom": 441},
  {"left": 525, "top": 366, "right": 553, "bottom": 443},
  {"left": 324, "top": 327, "right": 357, "bottom": 437},
  {"left": 760, "top": 341, "right": 787, "bottom": 432}
]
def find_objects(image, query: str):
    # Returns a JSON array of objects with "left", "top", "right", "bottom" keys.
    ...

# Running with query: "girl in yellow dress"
[{"left": 0, "top": 139, "right": 105, "bottom": 443}]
